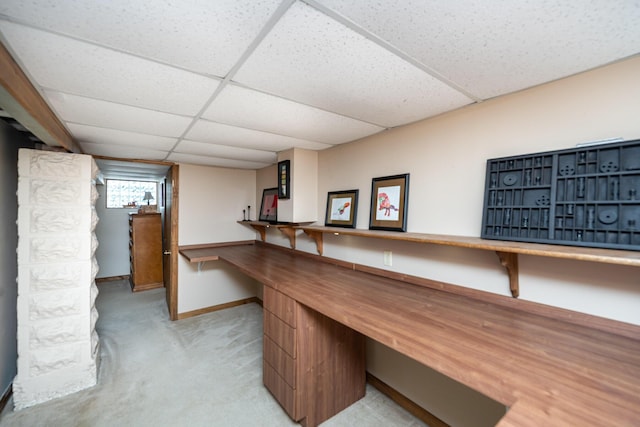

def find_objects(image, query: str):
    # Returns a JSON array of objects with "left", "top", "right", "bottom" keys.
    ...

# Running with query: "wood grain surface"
[{"left": 181, "top": 243, "right": 640, "bottom": 426}]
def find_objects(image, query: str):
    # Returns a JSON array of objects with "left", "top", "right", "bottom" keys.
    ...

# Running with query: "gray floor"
[{"left": 1, "top": 279, "right": 426, "bottom": 426}]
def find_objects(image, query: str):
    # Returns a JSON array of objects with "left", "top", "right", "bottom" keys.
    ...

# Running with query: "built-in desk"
[{"left": 180, "top": 242, "right": 640, "bottom": 426}]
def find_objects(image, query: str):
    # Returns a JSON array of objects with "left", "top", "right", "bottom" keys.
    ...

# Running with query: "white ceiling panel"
[
  {"left": 67, "top": 123, "right": 178, "bottom": 152},
  {"left": 1, "top": 0, "right": 638, "bottom": 171},
  {"left": 0, "top": 21, "right": 220, "bottom": 115},
  {"left": 44, "top": 91, "right": 192, "bottom": 138},
  {"left": 316, "top": 0, "right": 640, "bottom": 99},
  {"left": 79, "top": 142, "right": 169, "bottom": 161},
  {"left": 166, "top": 152, "right": 270, "bottom": 170},
  {"left": 175, "top": 140, "right": 277, "bottom": 164},
  {"left": 0, "top": 0, "right": 283, "bottom": 77},
  {"left": 95, "top": 159, "right": 170, "bottom": 181},
  {"left": 186, "top": 119, "right": 332, "bottom": 152},
  {"left": 203, "top": 84, "right": 384, "bottom": 144},
  {"left": 233, "top": 1, "right": 474, "bottom": 127}
]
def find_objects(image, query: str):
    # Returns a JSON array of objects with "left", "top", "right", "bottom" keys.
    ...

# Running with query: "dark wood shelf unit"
[{"left": 129, "top": 213, "right": 163, "bottom": 292}]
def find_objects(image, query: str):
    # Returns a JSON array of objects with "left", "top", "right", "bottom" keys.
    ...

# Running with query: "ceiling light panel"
[
  {"left": 166, "top": 152, "right": 270, "bottom": 170},
  {"left": 233, "top": 1, "right": 474, "bottom": 128},
  {"left": 203, "top": 84, "right": 384, "bottom": 144},
  {"left": 316, "top": 0, "right": 640, "bottom": 99},
  {"left": 175, "top": 140, "right": 277, "bottom": 164},
  {"left": 0, "top": 21, "right": 219, "bottom": 115},
  {"left": 67, "top": 123, "right": 178, "bottom": 151},
  {"left": 0, "top": 0, "right": 283, "bottom": 77},
  {"left": 44, "top": 91, "right": 193, "bottom": 138},
  {"left": 79, "top": 142, "right": 169, "bottom": 161},
  {"left": 186, "top": 120, "right": 332, "bottom": 152}
]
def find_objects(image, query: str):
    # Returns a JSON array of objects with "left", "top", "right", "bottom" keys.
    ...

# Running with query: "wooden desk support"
[{"left": 180, "top": 242, "right": 640, "bottom": 426}]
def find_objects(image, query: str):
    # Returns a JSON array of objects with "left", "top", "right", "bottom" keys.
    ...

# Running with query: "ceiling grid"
[{"left": 0, "top": 0, "right": 638, "bottom": 173}]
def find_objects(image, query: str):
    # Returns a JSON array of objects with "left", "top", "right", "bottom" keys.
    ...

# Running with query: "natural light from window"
[{"left": 106, "top": 179, "right": 157, "bottom": 209}]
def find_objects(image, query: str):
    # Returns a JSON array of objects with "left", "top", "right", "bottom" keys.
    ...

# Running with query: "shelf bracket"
[
  {"left": 496, "top": 251, "right": 519, "bottom": 298},
  {"left": 249, "top": 224, "right": 266, "bottom": 242},
  {"left": 303, "top": 229, "right": 324, "bottom": 255},
  {"left": 197, "top": 261, "right": 204, "bottom": 273},
  {"left": 279, "top": 227, "right": 296, "bottom": 250}
]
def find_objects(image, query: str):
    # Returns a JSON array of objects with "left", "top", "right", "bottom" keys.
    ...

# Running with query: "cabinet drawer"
[
  {"left": 264, "top": 311, "right": 296, "bottom": 358},
  {"left": 264, "top": 335, "right": 296, "bottom": 388},
  {"left": 263, "top": 361, "right": 303, "bottom": 421},
  {"left": 263, "top": 286, "right": 296, "bottom": 328}
]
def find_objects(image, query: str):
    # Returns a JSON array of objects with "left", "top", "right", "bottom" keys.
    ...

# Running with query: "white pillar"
[{"left": 14, "top": 149, "right": 100, "bottom": 409}]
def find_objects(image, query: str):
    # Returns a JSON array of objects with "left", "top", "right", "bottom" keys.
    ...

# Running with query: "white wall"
[
  {"left": 258, "top": 56, "right": 640, "bottom": 426},
  {"left": 177, "top": 164, "right": 260, "bottom": 314},
  {"left": 94, "top": 185, "right": 139, "bottom": 278}
]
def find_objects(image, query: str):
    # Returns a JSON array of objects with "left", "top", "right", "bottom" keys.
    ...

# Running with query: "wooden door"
[{"left": 163, "top": 164, "right": 179, "bottom": 320}]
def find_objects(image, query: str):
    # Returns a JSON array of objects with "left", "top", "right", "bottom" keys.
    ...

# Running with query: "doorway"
[{"left": 94, "top": 157, "right": 178, "bottom": 319}]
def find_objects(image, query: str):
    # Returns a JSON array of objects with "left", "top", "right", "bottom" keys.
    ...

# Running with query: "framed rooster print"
[
  {"left": 369, "top": 174, "right": 409, "bottom": 232},
  {"left": 325, "top": 189, "right": 358, "bottom": 228}
]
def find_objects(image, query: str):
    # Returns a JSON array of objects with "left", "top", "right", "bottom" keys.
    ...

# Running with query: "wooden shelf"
[
  {"left": 298, "top": 225, "right": 640, "bottom": 298},
  {"left": 238, "top": 221, "right": 313, "bottom": 250}
]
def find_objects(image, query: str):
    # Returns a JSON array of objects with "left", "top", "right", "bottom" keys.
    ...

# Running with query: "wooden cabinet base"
[
  {"left": 129, "top": 279, "right": 164, "bottom": 292},
  {"left": 263, "top": 286, "right": 365, "bottom": 427}
]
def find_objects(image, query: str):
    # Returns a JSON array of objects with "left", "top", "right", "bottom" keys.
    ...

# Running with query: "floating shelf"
[
  {"left": 238, "top": 221, "right": 313, "bottom": 250},
  {"left": 297, "top": 225, "right": 640, "bottom": 298}
]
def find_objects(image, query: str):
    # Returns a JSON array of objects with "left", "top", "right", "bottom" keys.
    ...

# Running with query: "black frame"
[
  {"left": 369, "top": 174, "right": 409, "bottom": 232},
  {"left": 259, "top": 187, "right": 278, "bottom": 222},
  {"left": 278, "top": 160, "right": 291, "bottom": 200},
  {"left": 325, "top": 189, "right": 359, "bottom": 228}
]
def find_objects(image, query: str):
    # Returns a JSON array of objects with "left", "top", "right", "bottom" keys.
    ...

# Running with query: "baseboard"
[
  {"left": 96, "top": 275, "right": 130, "bottom": 284},
  {"left": 176, "top": 297, "right": 261, "bottom": 320},
  {"left": 0, "top": 384, "right": 12, "bottom": 416},
  {"left": 366, "top": 372, "right": 449, "bottom": 427}
]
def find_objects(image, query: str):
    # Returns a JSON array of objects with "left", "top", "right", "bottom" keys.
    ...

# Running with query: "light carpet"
[{"left": 0, "top": 279, "right": 426, "bottom": 426}]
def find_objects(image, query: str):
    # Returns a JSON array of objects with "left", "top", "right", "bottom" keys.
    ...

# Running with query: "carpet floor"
[{"left": 0, "top": 279, "right": 426, "bottom": 426}]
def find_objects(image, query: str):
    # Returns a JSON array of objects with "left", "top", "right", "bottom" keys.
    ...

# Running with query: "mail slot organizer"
[{"left": 481, "top": 139, "right": 640, "bottom": 250}]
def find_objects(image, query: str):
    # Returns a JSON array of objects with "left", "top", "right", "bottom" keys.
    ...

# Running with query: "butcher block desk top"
[{"left": 180, "top": 243, "right": 640, "bottom": 426}]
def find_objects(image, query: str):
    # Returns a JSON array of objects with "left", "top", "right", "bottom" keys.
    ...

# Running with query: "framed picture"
[
  {"left": 278, "top": 160, "right": 290, "bottom": 200},
  {"left": 369, "top": 174, "right": 409, "bottom": 231},
  {"left": 259, "top": 187, "right": 278, "bottom": 222},
  {"left": 325, "top": 189, "right": 359, "bottom": 228}
]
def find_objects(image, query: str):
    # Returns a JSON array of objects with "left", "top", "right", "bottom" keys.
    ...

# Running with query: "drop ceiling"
[{"left": 1, "top": 0, "right": 639, "bottom": 171}]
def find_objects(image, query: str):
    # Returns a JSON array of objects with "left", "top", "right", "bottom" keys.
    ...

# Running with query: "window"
[{"left": 106, "top": 179, "right": 157, "bottom": 208}]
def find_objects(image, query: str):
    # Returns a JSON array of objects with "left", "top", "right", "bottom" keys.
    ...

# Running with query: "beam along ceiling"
[{"left": 1, "top": 1, "right": 639, "bottom": 170}]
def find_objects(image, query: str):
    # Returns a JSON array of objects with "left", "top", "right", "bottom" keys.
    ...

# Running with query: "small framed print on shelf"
[
  {"left": 278, "top": 160, "right": 290, "bottom": 200},
  {"left": 259, "top": 187, "right": 278, "bottom": 223},
  {"left": 369, "top": 173, "right": 409, "bottom": 232},
  {"left": 325, "top": 189, "right": 359, "bottom": 228}
]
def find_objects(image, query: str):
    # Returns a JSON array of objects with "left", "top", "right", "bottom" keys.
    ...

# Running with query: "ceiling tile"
[
  {"left": 203, "top": 84, "right": 384, "bottom": 144},
  {"left": 0, "top": 21, "right": 220, "bottom": 115},
  {"left": 175, "top": 140, "right": 277, "bottom": 164},
  {"left": 67, "top": 123, "right": 178, "bottom": 151},
  {"left": 0, "top": 0, "right": 283, "bottom": 77},
  {"left": 186, "top": 119, "right": 332, "bottom": 152},
  {"left": 166, "top": 152, "right": 270, "bottom": 170},
  {"left": 233, "top": 1, "right": 474, "bottom": 128},
  {"left": 317, "top": 0, "right": 640, "bottom": 99},
  {"left": 44, "top": 91, "right": 193, "bottom": 138},
  {"left": 79, "top": 142, "right": 169, "bottom": 161}
]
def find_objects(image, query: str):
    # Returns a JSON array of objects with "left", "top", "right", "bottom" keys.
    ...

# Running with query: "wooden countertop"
[{"left": 180, "top": 243, "right": 640, "bottom": 426}]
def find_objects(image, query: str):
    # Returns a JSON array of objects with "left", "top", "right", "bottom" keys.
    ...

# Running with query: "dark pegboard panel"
[{"left": 481, "top": 139, "right": 640, "bottom": 250}]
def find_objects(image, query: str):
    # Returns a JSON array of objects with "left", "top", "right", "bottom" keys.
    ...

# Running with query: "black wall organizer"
[{"left": 481, "top": 139, "right": 640, "bottom": 250}]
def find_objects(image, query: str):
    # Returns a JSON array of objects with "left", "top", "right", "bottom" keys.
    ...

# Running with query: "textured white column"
[{"left": 14, "top": 149, "right": 100, "bottom": 409}]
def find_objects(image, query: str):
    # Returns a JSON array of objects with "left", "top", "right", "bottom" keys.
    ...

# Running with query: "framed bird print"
[
  {"left": 369, "top": 174, "right": 409, "bottom": 232},
  {"left": 325, "top": 189, "right": 358, "bottom": 228}
]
